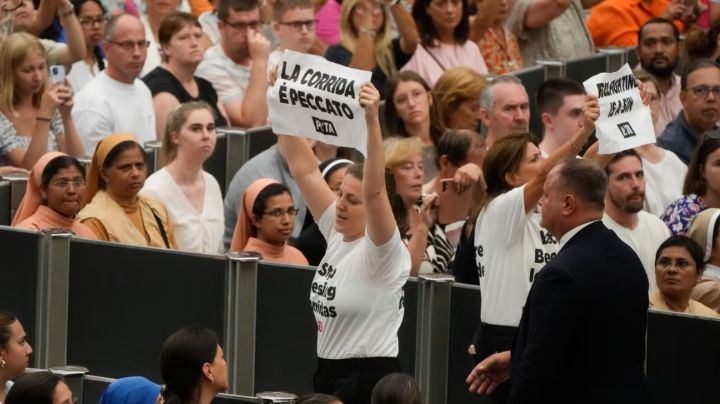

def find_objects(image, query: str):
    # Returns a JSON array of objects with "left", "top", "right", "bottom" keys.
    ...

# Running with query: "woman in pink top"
[
  {"left": 12, "top": 151, "right": 96, "bottom": 239},
  {"left": 402, "top": 0, "right": 488, "bottom": 86},
  {"left": 230, "top": 178, "right": 309, "bottom": 265}
]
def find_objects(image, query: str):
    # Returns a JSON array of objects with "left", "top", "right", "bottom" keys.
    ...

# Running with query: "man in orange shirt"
[{"left": 587, "top": 0, "right": 692, "bottom": 47}]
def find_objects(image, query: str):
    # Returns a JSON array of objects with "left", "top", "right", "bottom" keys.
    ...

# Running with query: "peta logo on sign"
[
  {"left": 313, "top": 117, "right": 338, "bottom": 137},
  {"left": 617, "top": 122, "right": 636, "bottom": 139}
]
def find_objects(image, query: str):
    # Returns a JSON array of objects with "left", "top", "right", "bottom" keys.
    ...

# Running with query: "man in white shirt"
[
  {"left": 601, "top": 149, "right": 670, "bottom": 289},
  {"left": 478, "top": 76, "right": 530, "bottom": 146},
  {"left": 72, "top": 14, "right": 156, "bottom": 153},
  {"left": 637, "top": 18, "right": 682, "bottom": 135},
  {"left": 536, "top": 78, "right": 586, "bottom": 157},
  {"left": 196, "top": 0, "right": 270, "bottom": 128}
]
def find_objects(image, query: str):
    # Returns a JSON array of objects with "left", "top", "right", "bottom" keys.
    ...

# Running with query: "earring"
[
  {"left": 210, "top": 376, "right": 214, "bottom": 385},
  {"left": 1, "top": 359, "right": 5, "bottom": 368}
]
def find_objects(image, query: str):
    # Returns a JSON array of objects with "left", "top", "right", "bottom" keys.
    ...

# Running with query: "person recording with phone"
[{"left": 0, "top": 33, "right": 84, "bottom": 170}]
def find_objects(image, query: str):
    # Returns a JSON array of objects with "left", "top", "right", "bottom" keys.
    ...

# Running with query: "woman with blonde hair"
[
  {"left": 0, "top": 33, "right": 84, "bottom": 169},
  {"left": 430, "top": 66, "right": 486, "bottom": 143},
  {"left": 141, "top": 101, "right": 224, "bottom": 254},
  {"left": 384, "top": 136, "right": 455, "bottom": 275},
  {"left": 325, "top": 0, "right": 419, "bottom": 98}
]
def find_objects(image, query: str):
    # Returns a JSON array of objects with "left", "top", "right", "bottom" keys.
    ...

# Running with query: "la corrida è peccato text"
[{"left": 279, "top": 62, "right": 357, "bottom": 119}]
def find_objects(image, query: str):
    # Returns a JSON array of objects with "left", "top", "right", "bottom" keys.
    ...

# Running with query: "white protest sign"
[
  {"left": 583, "top": 63, "right": 655, "bottom": 154},
  {"left": 268, "top": 50, "right": 373, "bottom": 156}
]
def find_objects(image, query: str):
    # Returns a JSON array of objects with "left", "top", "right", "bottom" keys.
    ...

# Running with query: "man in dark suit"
[{"left": 466, "top": 158, "right": 649, "bottom": 403}]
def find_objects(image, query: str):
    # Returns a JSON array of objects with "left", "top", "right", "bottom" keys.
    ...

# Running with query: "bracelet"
[
  {"left": 36, "top": 116, "right": 52, "bottom": 122},
  {"left": 58, "top": 4, "right": 74, "bottom": 18},
  {"left": 387, "top": 0, "right": 400, "bottom": 6},
  {"left": 359, "top": 27, "right": 376, "bottom": 37}
]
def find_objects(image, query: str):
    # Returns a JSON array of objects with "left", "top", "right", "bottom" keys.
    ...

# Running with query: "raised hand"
[
  {"left": 466, "top": 351, "right": 511, "bottom": 395},
  {"left": 247, "top": 28, "right": 271, "bottom": 63}
]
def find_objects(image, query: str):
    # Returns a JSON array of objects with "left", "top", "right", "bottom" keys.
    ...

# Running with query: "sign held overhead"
[{"left": 268, "top": 50, "right": 373, "bottom": 156}]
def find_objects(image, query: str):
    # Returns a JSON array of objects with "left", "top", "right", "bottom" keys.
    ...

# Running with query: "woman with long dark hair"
[{"left": 160, "top": 325, "right": 227, "bottom": 404}]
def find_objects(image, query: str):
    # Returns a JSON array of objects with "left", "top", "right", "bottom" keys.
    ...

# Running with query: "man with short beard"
[
  {"left": 637, "top": 17, "right": 682, "bottom": 134},
  {"left": 601, "top": 149, "right": 669, "bottom": 290}
]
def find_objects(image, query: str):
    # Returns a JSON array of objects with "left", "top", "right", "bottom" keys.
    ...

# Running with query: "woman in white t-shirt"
[
  {"left": 0, "top": 311, "right": 34, "bottom": 403},
  {"left": 141, "top": 101, "right": 224, "bottom": 254},
  {"left": 472, "top": 97, "right": 597, "bottom": 381},
  {"left": 277, "top": 83, "right": 411, "bottom": 404}
]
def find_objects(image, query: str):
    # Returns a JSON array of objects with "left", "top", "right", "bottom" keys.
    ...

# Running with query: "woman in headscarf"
[
  {"left": 77, "top": 133, "right": 177, "bottom": 248},
  {"left": 230, "top": 178, "right": 308, "bottom": 265},
  {"left": 12, "top": 151, "right": 95, "bottom": 238}
]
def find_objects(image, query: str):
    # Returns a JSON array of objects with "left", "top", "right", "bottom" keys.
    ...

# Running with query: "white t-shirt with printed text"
[
  {"left": 474, "top": 186, "right": 560, "bottom": 326},
  {"left": 311, "top": 202, "right": 411, "bottom": 359}
]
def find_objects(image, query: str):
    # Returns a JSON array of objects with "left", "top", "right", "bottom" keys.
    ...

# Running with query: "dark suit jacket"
[{"left": 508, "top": 221, "right": 649, "bottom": 404}]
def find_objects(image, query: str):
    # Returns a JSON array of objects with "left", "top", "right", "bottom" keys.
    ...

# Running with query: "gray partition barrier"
[
  {"left": 218, "top": 126, "right": 277, "bottom": 193},
  {"left": 66, "top": 239, "right": 226, "bottom": 381},
  {"left": 446, "top": 283, "right": 490, "bottom": 404},
  {"left": 565, "top": 53, "right": 610, "bottom": 85},
  {"left": 0, "top": 181, "right": 10, "bottom": 225},
  {"left": 205, "top": 131, "right": 229, "bottom": 195},
  {"left": 0, "top": 226, "right": 42, "bottom": 368},
  {"left": 646, "top": 310, "right": 720, "bottom": 404}
]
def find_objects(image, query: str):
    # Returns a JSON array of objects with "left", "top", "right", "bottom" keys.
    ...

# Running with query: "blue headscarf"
[{"left": 99, "top": 376, "right": 161, "bottom": 404}]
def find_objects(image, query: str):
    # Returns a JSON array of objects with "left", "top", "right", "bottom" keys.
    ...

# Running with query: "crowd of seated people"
[{"left": 4, "top": 0, "right": 720, "bottom": 401}]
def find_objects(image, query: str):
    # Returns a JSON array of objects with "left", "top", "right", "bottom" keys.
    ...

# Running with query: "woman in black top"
[{"left": 143, "top": 11, "right": 227, "bottom": 135}]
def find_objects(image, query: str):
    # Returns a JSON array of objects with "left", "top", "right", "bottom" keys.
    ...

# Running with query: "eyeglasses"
[
  {"left": 222, "top": 19, "right": 261, "bottom": 32},
  {"left": 393, "top": 89, "right": 428, "bottom": 106},
  {"left": 79, "top": 16, "right": 107, "bottom": 27},
  {"left": 51, "top": 178, "right": 86, "bottom": 189},
  {"left": 685, "top": 85, "right": 720, "bottom": 99},
  {"left": 263, "top": 207, "right": 298, "bottom": 217},
  {"left": 277, "top": 19, "right": 317, "bottom": 32},
  {"left": 107, "top": 39, "right": 151, "bottom": 51},
  {"left": 655, "top": 257, "right": 695, "bottom": 271}
]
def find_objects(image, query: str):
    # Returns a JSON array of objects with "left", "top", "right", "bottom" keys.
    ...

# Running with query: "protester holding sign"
[
  {"left": 277, "top": 82, "right": 411, "bottom": 404},
  {"left": 471, "top": 96, "right": 598, "bottom": 400},
  {"left": 325, "top": 0, "right": 419, "bottom": 99}
]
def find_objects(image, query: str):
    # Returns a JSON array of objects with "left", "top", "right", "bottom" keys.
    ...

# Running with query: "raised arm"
[
  {"left": 522, "top": 95, "right": 598, "bottom": 213},
  {"left": 56, "top": 83, "right": 85, "bottom": 157},
  {"left": 225, "top": 29, "right": 269, "bottom": 127},
  {"left": 348, "top": 0, "right": 378, "bottom": 71},
  {"left": 277, "top": 135, "right": 336, "bottom": 220},
  {"left": 469, "top": 0, "right": 503, "bottom": 42},
  {"left": 56, "top": 0, "right": 87, "bottom": 67},
  {"left": 523, "top": 0, "right": 573, "bottom": 31},
  {"left": 360, "top": 83, "right": 396, "bottom": 245},
  {"left": 389, "top": 0, "right": 418, "bottom": 54}
]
